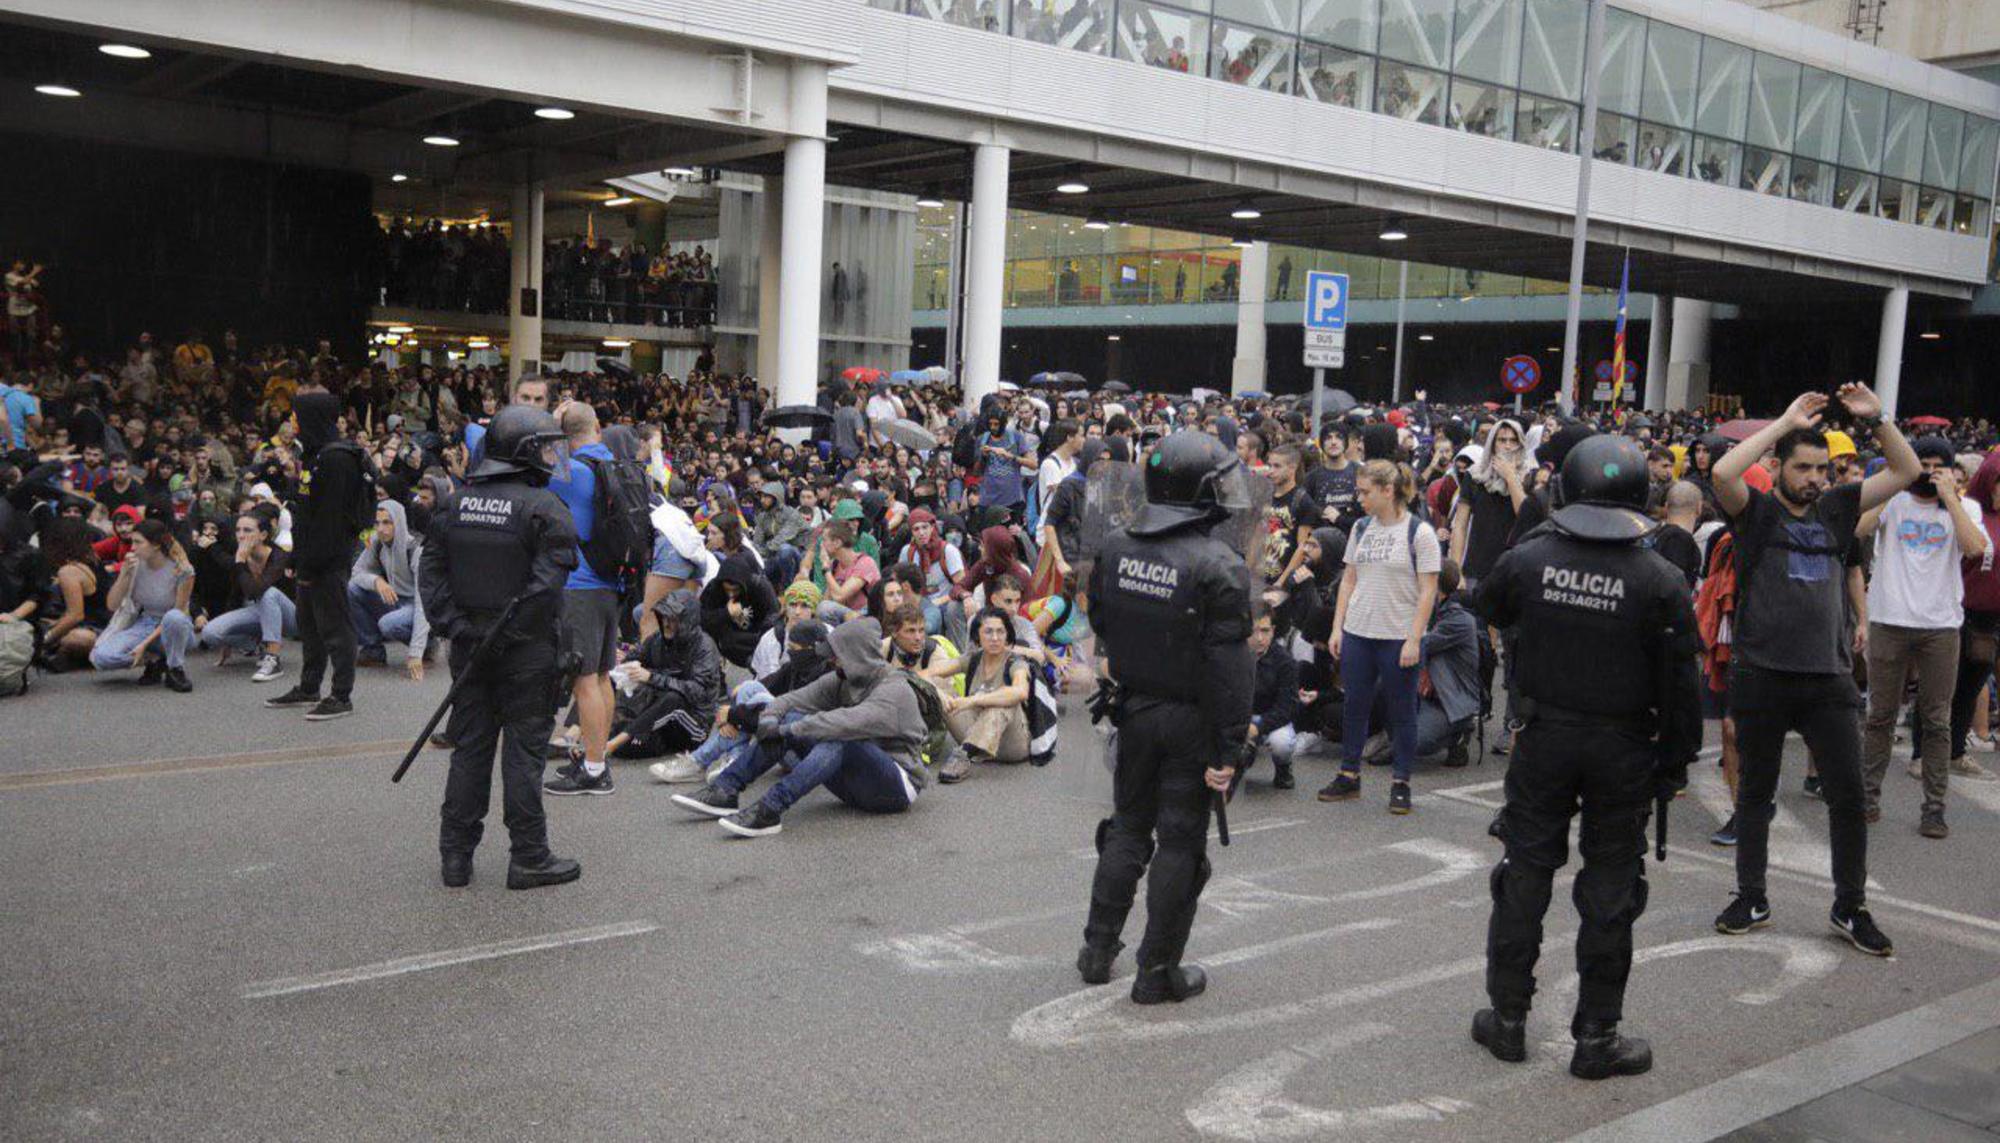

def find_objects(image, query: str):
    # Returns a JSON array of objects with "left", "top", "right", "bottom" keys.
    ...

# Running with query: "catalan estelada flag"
[{"left": 1610, "top": 249, "right": 1630, "bottom": 404}]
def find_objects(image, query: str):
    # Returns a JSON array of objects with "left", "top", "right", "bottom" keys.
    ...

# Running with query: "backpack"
[
  {"left": 320, "top": 442, "right": 378, "bottom": 538},
  {"left": 1350, "top": 515, "right": 1423, "bottom": 571},
  {"left": 899, "top": 667, "right": 952, "bottom": 765},
  {"left": 1693, "top": 530, "right": 1739, "bottom": 692},
  {"left": 0, "top": 615, "right": 32, "bottom": 697},
  {"left": 579, "top": 453, "right": 657, "bottom": 583}
]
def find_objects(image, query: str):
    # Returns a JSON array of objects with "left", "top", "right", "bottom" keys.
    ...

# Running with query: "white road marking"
[
  {"left": 1066, "top": 817, "right": 1306, "bottom": 859},
  {"left": 1185, "top": 1023, "right": 1475, "bottom": 1141},
  {"left": 1430, "top": 779, "right": 1505, "bottom": 810},
  {"left": 1686, "top": 767, "right": 1882, "bottom": 891},
  {"left": 240, "top": 921, "right": 658, "bottom": 999},
  {"left": 1665, "top": 842, "right": 2000, "bottom": 943}
]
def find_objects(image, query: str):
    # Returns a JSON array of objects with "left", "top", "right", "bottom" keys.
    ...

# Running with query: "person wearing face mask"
[
  {"left": 1450, "top": 419, "right": 1531, "bottom": 589},
  {"left": 1856, "top": 435, "right": 1989, "bottom": 840}
]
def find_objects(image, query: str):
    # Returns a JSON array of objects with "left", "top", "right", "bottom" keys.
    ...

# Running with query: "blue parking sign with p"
[{"left": 1306, "top": 271, "right": 1348, "bottom": 331}]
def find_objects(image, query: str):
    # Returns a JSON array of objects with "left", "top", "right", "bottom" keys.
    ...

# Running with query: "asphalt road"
[{"left": 5, "top": 655, "right": 1999, "bottom": 1142}]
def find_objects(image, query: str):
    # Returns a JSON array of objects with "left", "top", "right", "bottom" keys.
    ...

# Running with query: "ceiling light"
[
  {"left": 1083, "top": 219, "right": 1111, "bottom": 230},
  {"left": 467, "top": 338, "right": 490, "bottom": 347},
  {"left": 1231, "top": 206, "right": 1262, "bottom": 220},
  {"left": 534, "top": 107, "right": 575, "bottom": 120},
  {"left": 1379, "top": 219, "right": 1409, "bottom": 241},
  {"left": 389, "top": 173, "right": 409, "bottom": 183},
  {"left": 383, "top": 335, "right": 401, "bottom": 345},
  {"left": 603, "top": 338, "right": 631, "bottom": 348},
  {"left": 1418, "top": 333, "right": 1435, "bottom": 341},
  {"left": 34, "top": 84, "right": 81, "bottom": 98},
  {"left": 1056, "top": 181, "right": 1089, "bottom": 194},
  {"left": 99, "top": 44, "right": 151, "bottom": 59},
  {"left": 423, "top": 134, "right": 460, "bottom": 147},
  {"left": 387, "top": 325, "right": 415, "bottom": 334},
  {"left": 915, "top": 197, "right": 945, "bottom": 209},
  {"left": 1919, "top": 329, "right": 1942, "bottom": 340},
  {"left": 602, "top": 196, "right": 634, "bottom": 207},
  {"left": 1546, "top": 345, "right": 1562, "bottom": 352},
  {"left": 662, "top": 166, "right": 698, "bottom": 178},
  {"left": 1107, "top": 334, "right": 1122, "bottom": 341}
]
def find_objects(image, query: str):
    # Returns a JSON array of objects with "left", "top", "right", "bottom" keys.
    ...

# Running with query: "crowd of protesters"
[{"left": 3, "top": 310, "right": 1998, "bottom": 868}]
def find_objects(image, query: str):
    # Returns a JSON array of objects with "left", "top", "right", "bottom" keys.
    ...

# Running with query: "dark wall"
[{"left": 0, "top": 132, "right": 374, "bottom": 363}]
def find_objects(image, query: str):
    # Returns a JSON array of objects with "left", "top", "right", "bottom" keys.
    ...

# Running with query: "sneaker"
[
  {"left": 136, "top": 660, "right": 165, "bottom": 686},
  {"left": 1919, "top": 806, "right": 1949, "bottom": 839},
  {"left": 1709, "top": 814, "right": 1739, "bottom": 847},
  {"left": 356, "top": 648, "right": 388, "bottom": 668},
  {"left": 1388, "top": 781, "right": 1413, "bottom": 815},
  {"left": 163, "top": 666, "right": 192, "bottom": 694},
  {"left": 252, "top": 653, "right": 283, "bottom": 683},
  {"left": 937, "top": 745, "right": 974, "bottom": 785},
  {"left": 1715, "top": 894, "right": 1771, "bottom": 935},
  {"left": 1950, "top": 756, "right": 1996, "bottom": 780},
  {"left": 647, "top": 753, "right": 706, "bottom": 784},
  {"left": 544, "top": 765, "right": 614, "bottom": 796},
  {"left": 719, "top": 801, "right": 783, "bottom": 837},
  {"left": 1802, "top": 774, "right": 1823, "bottom": 800},
  {"left": 506, "top": 854, "right": 582, "bottom": 890},
  {"left": 1830, "top": 906, "right": 1894, "bottom": 957},
  {"left": 265, "top": 686, "right": 318, "bottom": 708},
  {"left": 1317, "top": 771, "right": 1361, "bottom": 802},
  {"left": 303, "top": 697, "right": 353, "bottom": 721},
  {"left": 670, "top": 784, "right": 740, "bottom": 817},
  {"left": 1442, "top": 738, "right": 1470, "bottom": 768},
  {"left": 1272, "top": 762, "right": 1295, "bottom": 790}
]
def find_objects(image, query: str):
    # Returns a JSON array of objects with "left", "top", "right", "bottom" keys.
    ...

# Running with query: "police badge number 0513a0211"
[{"left": 1538, "top": 565, "right": 1627, "bottom": 613}]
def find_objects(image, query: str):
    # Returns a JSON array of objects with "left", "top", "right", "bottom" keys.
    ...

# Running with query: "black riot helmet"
[
  {"left": 1550, "top": 433, "right": 1656, "bottom": 542},
  {"left": 471, "top": 405, "right": 566, "bottom": 483},
  {"left": 1133, "top": 429, "right": 1242, "bottom": 536}
]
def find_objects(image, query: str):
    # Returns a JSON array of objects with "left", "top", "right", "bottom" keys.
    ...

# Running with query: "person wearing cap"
[
  {"left": 1822, "top": 429, "right": 1859, "bottom": 486},
  {"left": 1856, "top": 434, "right": 1989, "bottom": 840}
]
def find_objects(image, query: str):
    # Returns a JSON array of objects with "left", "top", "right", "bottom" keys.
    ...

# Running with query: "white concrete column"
[
  {"left": 961, "top": 143, "right": 1010, "bottom": 412},
  {"left": 1874, "top": 285, "right": 1909, "bottom": 421},
  {"left": 775, "top": 63, "right": 829, "bottom": 412},
  {"left": 1642, "top": 294, "right": 1671, "bottom": 412},
  {"left": 1230, "top": 241, "right": 1269, "bottom": 397},
  {"left": 508, "top": 181, "right": 544, "bottom": 382},
  {"left": 1664, "top": 297, "right": 1713, "bottom": 412},
  {"left": 756, "top": 176, "right": 783, "bottom": 393}
]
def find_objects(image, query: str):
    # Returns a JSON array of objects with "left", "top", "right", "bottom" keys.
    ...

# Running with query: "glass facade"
[{"left": 876, "top": 0, "right": 1999, "bottom": 234}]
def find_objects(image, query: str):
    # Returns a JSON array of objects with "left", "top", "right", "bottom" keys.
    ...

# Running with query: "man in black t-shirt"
[
  {"left": 1709, "top": 386, "right": 1917, "bottom": 959},
  {"left": 1304, "top": 426, "right": 1359, "bottom": 530}
]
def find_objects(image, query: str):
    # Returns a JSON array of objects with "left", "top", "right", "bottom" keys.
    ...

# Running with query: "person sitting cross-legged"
[
  {"left": 669, "top": 616, "right": 929, "bottom": 837},
  {"left": 651, "top": 618, "right": 833, "bottom": 785},
  {"left": 553, "top": 590, "right": 722, "bottom": 781},
  {"left": 934, "top": 605, "right": 1034, "bottom": 783}
]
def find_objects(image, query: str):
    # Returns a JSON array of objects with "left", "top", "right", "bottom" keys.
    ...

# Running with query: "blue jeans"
[
  {"left": 201, "top": 587, "right": 297, "bottom": 650},
  {"left": 1340, "top": 632, "right": 1420, "bottom": 781},
  {"left": 714, "top": 734, "right": 916, "bottom": 815},
  {"left": 347, "top": 580, "right": 416, "bottom": 653},
  {"left": 690, "top": 681, "right": 776, "bottom": 768},
  {"left": 93, "top": 610, "right": 195, "bottom": 670},
  {"left": 764, "top": 544, "right": 801, "bottom": 592}
]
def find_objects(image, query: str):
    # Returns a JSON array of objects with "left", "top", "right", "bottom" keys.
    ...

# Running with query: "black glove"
[
  {"left": 1655, "top": 762, "right": 1688, "bottom": 801},
  {"left": 756, "top": 717, "right": 787, "bottom": 743}
]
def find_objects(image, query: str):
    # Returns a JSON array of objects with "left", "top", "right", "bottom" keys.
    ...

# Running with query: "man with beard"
[{"left": 1709, "top": 385, "right": 1917, "bottom": 958}]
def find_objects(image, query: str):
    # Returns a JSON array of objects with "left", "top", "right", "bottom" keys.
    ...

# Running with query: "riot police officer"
[
  {"left": 419, "top": 405, "right": 583, "bottom": 890},
  {"left": 1469, "top": 434, "right": 1700, "bottom": 1078},
  {"left": 1078, "top": 430, "right": 1255, "bottom": 1004}
]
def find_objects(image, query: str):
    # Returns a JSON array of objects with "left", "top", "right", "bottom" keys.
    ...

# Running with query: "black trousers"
[
  {"left": 1728, "top": 665, "right": 1868, "bottom": 912},
  {"left": 440, "top": 638, "right": 556, "bottom": 863},
  {"left": 1486, "top": 719, "right": 1653, "bottom": 1031},
  {"left": 295, "top": 572, "right": 356, "bottom": 701},
  {"left": 1084, "top": 697, "right": 1213, "bottom": 970},
  {"left": 1947, "top": 611, "right": 2000, "bottom": 761}
]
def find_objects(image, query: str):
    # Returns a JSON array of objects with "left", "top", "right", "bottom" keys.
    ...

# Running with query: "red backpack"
[{"left": 1693, "top": 530, "right": 1738, "bottom": 693}]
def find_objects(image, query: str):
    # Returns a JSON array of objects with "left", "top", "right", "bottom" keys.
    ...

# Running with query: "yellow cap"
[{"left": 1823, "top": 429, "right": 1857, "bottom": 459}]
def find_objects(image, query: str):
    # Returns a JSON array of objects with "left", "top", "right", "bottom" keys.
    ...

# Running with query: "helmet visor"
[{"left": 540, "top": 435, "right": 574, "bottom": 482}]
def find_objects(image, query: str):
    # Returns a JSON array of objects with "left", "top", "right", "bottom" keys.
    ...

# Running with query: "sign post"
[
  {"left": 1500, "top": 354, "right": 1542, "bottom": 414},
  {"left": 1303, "top": 271, "right": 1349, "bottom": 430}
]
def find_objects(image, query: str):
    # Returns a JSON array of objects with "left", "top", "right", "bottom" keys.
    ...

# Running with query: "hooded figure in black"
[
  {"left": 272, "top": 389, "right": 369, "bottom": 715},
  {"left": 701, "top": 548, "right": 779, "bottom": 668},
  {"left": 610, "top": 589, "right": 725, "bottom": 759}
]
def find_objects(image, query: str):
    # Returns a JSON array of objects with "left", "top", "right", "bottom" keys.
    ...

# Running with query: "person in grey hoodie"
[
  {"left": 670, "top": 616, "right": 929, "bottom": 837},
  {"left": 752, "top": 481, "right": 807, "bottom": 588},
  {"left": 346, "top": 498, "right": 430, "bottom": 675}
]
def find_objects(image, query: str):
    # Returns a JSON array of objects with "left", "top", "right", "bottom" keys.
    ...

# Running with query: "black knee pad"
[
  {"left": 1095, "top": 817, "right": 1114, "bottom": 855},
  {"left": 1490, "top": 860, "right": 1509, "bottom": 905}
]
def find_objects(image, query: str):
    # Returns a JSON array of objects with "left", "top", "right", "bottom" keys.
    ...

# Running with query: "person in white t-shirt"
[
  {"left": 1034, "top": 420, "right": 1081, "bottom": 522},
  {"left": 1856, "top": 436, "right": 1989, "bottom": 838}
]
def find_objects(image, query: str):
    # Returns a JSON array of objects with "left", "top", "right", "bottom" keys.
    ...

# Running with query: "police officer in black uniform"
[
  {"left": 1469, "top": 434, "right": 1700, "bottom": 1079},
  {"left": 419, "top": 405, "right": 583, "bottom": 890},
  {"left": 1078, "top": 430, "right": 1255, "bottom": 1004}
]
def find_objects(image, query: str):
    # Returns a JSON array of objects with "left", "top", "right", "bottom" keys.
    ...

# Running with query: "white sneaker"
[
  {"left": 649, "top": 753, "right": 705, "bottom": 783},
  {"left": 1950, "top": 756, "right": 1996, "bottom": 781},
  {"left": 252, "top": 653, "right": 283, "bottom": 683}
]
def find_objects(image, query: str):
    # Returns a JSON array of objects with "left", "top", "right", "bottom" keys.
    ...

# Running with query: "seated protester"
[
  {"left": 751, "top": 481, "right": 807, "bottom": 587},
  {"left": 700, "top": 543, "right": 779, "bottom": 668},
  {"left": 598, "top": 589, "right": 724, "bottom": 761},
  {"left": 91, "top": 518, "right": 197, "bottom": 693},
  {"left": 1240, "top": 608, "right": 1302, "bottom": 790},
  {"left": 1414, "top": 557, "right": 1481, "bottom": 767},
  {"left": 197, "top": 512, "right": 296, "bottom": 683},
  {"left": 881, "top": 600, "right": 962, "bottom": 687},
  {"left": 93, "top": 505, "right": 143, "bottom": 572},
  {"left": 896, "top": 508, "right": 964, "bottom": 635},
  {"left": 978, "top": 574, "right": 1052, "bottom": 667},
  {"left": 1025, "top": 589, "right": 1092, "bottom": 690},
  {"left": 651, "top": 619, "right": 833, "bottom": 785},
  {"left": 932, "top": 605, "right": 1035, "bottom": 783},
  {"left": 639, "top": 488, "right": 718, "bottom": 640},
  {"left": 953, "top": 525, "right": 1034, "bottom": 610},
  {"left": 669, "top": 616, "right": 929, "bottom": 838},
  {"left": 808, "top": 519, "right": 880, "bottom": 623},
  {"left": 750, "top": 580, "right": 821, "bottom": 680},
  {"left": 36, "top": 518, "right": 110, "bottom": 669},
  {"left": 346, "top": 499, "right": 429, "bottom": 674},
  {"left": 187, "top": 516, "right": 238, "bottom": 621}
]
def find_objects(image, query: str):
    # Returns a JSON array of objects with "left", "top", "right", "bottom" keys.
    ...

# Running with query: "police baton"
[
  {"left": 1214, "top": 789, "right": 1230, "bottom": 847},
  {"left": 1655, "top": 789, "right": 1669, "bottom": 861},
  {"left": 391, "top": 595, "right": 524, "bottom": 784}
]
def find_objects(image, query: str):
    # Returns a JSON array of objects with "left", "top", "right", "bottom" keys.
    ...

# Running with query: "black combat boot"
[
  {"left": 1471, "top": 1008, "right": 1527, "bottom": 1062},
  {"left": 1131, "top": 963, "right": 1208, "bottom": 1005},
  {"left": 1570, "top": 1021, "right": 1653, "bottom": 1079},
  {"left": 507, "top": 854, "right": 582, "bottom": 890},
  {"left": 1076, "top": 940, "right": 1124, "bottom": 985},
  {"left": 441, "top": 852, "right": 473, "bottom": 889}
]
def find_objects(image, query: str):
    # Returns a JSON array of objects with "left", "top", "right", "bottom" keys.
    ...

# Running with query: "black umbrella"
[
  {"left": 1324, "top": 389, "right": 1359, "bottom": 415},
  {"left": 1099, "top": 380, "right": 1132, "bottom": 393},
  {"left": 595, "top": 356, "right": 635, "bottom": 380},
  {"left": 763, "top": 405, "right": 834, "bottom": 430}
]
